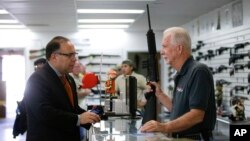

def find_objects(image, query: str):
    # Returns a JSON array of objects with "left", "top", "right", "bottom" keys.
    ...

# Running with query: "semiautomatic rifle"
[{"left": 142, "top": 4, "right": 160, "bottom": 125}]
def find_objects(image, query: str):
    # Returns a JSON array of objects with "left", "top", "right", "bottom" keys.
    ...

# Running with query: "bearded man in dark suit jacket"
[{"left": 24, "top": 36, "right": 101, "bottom": 141}]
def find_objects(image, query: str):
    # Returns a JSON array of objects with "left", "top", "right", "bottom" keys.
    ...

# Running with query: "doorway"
[{"left": 1, "top": 50, "right": 25, "bottom": 118}]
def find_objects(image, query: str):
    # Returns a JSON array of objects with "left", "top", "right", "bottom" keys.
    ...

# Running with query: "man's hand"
[
  {"left": 140, "top": 120, "right": 165, "bottom": 132},
  {"left": 138, "top": 100, "right": 147, "bottom": 108},
  {"left": 79, "top": 111, "right": 101, "bottom": 124},
  {"left": 148, "top": 81, "right": 164, "bottom": 96}
]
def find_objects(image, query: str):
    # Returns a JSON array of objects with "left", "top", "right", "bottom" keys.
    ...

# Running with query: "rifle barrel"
[{"left": 147, "top": 4, "right": 151, "bottom": 30}]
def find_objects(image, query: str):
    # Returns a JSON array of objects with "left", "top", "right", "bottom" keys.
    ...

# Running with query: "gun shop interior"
[{"left": 1, "top": 0, "right": 250, "bottom": 141}]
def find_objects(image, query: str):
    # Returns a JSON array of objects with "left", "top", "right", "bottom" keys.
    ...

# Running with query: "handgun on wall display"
[
  {"left": 216, "top": 79, "right": 231, "bottom": 85},
  {"left": 203, "top": 50, "right": 215, "bottom": 60},
  {"left": 230, "top": 85, "right": 250, "bottom": 96},
  {"left": 195, "top": 40, "right": 205, "bottom": 51},
  {"left": 233, "top": 42, "right": 250, "bottom": 53},
  {"left": 195, "top": 56, "right": 203, "bottom": 61},
  {"left": 230, "top": 85, "right": 248, "bottom": 96},
  {"left": 192, "top": 48, "right": 197, "bottom": 52},
  {"left": 204, "top": 53, "right": 215, "bottom": 60},
  {"left": 228, "top": 51, "right": 250, "bottom": 65},
  {"left": 216, "top": 65, "right": 231, "bottom": 73},
  {"left": 192, "top": 41, "right": 205, "bottom": 52},
  {"left": 195, "top": 52, "right": 204, "bottom": 61},
  {"left": 229, "top": 85, "right": 250, "bottom": 95},
  {"left": 230, "top": 61, "right": 250, "bottom": 76},
  {"left": 229, "top": 64, "right": 245, "bottom": 76},
  {"left": 216, "top": 47, "right": 231, "bottom": 55},
  {"left": 234, "top": 85, "right": 247, "bottom": 92}
]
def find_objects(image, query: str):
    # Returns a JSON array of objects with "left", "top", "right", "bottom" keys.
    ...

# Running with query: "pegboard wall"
[
  {"left": 192, "top": 26, "right": 250, "bottom": 117},
  {"left": 165, "top": 0, "right": 250, "bottom": 119}
]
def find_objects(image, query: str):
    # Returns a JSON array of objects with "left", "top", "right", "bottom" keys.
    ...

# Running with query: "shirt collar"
[
  {"left": 177, "top": 56, "right": 194, "bottom": 76},
  {"left": 121, "top": 71, "right": 135, "bottom": 78},
  {"left": 48, "top": 62, "right": 63, "bottom": 77}
]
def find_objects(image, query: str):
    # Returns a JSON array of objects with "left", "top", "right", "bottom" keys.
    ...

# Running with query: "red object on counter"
[{"left": 82, "top": 72, "right": 99, "bottom": 89}]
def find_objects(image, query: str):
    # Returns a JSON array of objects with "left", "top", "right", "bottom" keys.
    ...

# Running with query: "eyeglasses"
[{"left": 54, "top": 52, "right": 78, "bottom": 59}]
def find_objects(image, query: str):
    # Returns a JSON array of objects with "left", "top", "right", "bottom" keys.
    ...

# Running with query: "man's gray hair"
[{"left": 163, "top": 27, "right": 191, "bottom": 53}]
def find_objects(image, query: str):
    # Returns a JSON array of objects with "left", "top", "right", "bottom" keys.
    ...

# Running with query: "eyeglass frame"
[{"left": 54, "top": 52, "right": 78, "bottom": 59}]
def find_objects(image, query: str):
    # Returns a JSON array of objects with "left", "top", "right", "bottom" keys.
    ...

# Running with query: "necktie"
[{"left": 60, "top": 75, "right": 74, "bottom": 107}]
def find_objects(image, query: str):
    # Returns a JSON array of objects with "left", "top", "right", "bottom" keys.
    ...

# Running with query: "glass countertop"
[{"left": 89, "top": 117, "right": 173, "bottom": 141}]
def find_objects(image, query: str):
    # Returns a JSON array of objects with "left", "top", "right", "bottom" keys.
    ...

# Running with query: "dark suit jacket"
[{"left": 24, "top": 63, "right": 89, "bottom": 141}]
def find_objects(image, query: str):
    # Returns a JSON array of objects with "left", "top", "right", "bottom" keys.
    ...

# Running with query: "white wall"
[
  {"left": 0, "top": 28, "right": 164, "bottom": 81},
  {"left": 2, "top": 0, "right": 248, "bottom": 122}
]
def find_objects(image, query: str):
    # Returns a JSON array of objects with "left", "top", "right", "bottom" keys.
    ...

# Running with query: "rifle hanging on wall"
[{"left": 29, "top": 48, "right": 45, "bottom": 60}]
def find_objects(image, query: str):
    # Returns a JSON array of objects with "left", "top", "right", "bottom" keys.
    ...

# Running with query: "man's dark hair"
[
  {"left": 45, "top": 36, "right": 70, "bottom": 59},
  {"left": 122, "top": 59, "right": 135, "bottom": 71}
]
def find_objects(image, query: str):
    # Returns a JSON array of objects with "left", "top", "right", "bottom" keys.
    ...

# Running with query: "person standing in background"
[
  {"left": 34, "top": 58, "right": 47, "bottom": 71},
  {"left": 115, "top": 59, "right": 149, "bottom": 113},
  {"left": 112, "top": 65, "right": 122, "bottom": 77},
  {"left": 70, "top": 61, "right": 92, "bottom": 141},
  {"left": 24, "top": 36, "right": 100, "bottom": 141},
  {"left": 140, "top": 27, "right": 216, "bottom": 141},
  {"left": 78, "top": 61, "right": 87, "bottom": 79},
  {"left": 70, "top": 61, "right": 91, "bottom": 109}
]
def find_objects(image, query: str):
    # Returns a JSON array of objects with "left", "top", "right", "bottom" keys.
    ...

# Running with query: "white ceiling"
[{"left": 0, "top": 0, "right": 235, "bottom": 32}]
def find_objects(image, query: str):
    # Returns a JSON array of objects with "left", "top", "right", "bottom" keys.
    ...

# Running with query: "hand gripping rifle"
[{"left": 142, "top": 4, "right": 160, "bottom": 125}]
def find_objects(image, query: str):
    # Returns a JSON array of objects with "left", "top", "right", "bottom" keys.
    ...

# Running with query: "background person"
[
  {"left": 140, "top": 27, "right": 216, "bottom": 141},
  {"left": 69, "top": 61, "right": 92, "bottom": 141},
  {"left": 70, "top": 61, "right": 91, "bottom": 109},
  {"left": 34, "top": 58, "right": 47, "bottom": 71},
  {"left": 23, "top": 36, "right": 100, "bottom": 141},
  {"left": 115, "top": 59, "right": 149, "bottom": 113}
]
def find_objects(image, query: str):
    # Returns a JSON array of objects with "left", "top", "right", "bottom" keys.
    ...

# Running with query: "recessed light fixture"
[
  {"left": 0, "top": 19, "right": 19, "bottom": 23},
  {"left": 77, "top": 9, "right": 144, "bottom": 14},
  {"left": 78, "top": 19, "right": 135, "bottom": 23},
  {"left": 77, "top": 0, "right": 155, "bottom": 1},
  {"left": 0, "top": 9, "right": 8, "bottom": 14},
  {"left": 78, "top": 24, "right": 129, "bottom": 29},
  {"left": 0, "top": 25, "right": 26, "bottom": 29}
]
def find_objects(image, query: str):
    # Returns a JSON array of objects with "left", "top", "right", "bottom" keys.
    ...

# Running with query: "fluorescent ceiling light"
[
  {"left": 78, "top": 0, "right": 155, "bottom": 1},
  {"left": 78, "top": 19, "right": 135, "bottom": 23},
  {"left": 0, "top": 9, "right": 8, "bottom": 14},
  {"left": 77, "top": 9, "right": 144, "bottom": 14},
  {"left": 0, "top": 25, "right": 26, "bottom": 29},
  {"left": 0, "top": 19, "right": 19, "bottom": 23},
  {"left": 78, "top": 24, "right": 129, "bottom": 29}
]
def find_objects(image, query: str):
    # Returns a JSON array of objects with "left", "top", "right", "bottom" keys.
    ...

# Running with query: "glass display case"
[{"left": 88, "top": 117, "right": 172, "bottom": 141}]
